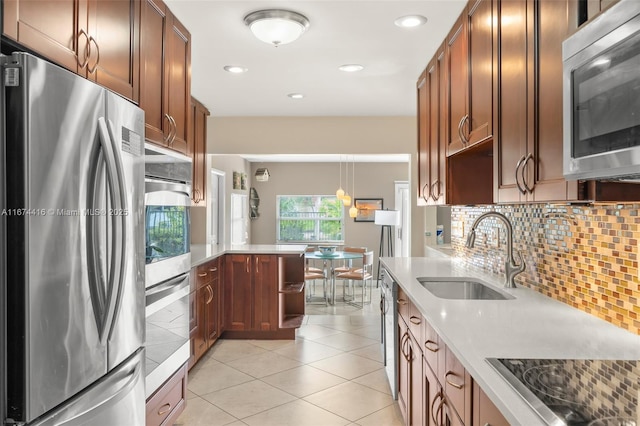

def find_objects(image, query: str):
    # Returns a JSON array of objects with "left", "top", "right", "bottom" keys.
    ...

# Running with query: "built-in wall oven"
[
  {"left": 143, "top": 143, "right": 192, "bottom": 398},
  {"left": 563, "top": 0, "right": 640, "bottom": 180}
]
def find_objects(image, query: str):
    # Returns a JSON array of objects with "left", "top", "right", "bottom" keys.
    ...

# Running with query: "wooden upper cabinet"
[
  {"left": 85, "top": 0, "right": 140, "bottom": 102},
  {"left": 3, "top": 0, "right": 139, "bottom": 102},
  {"left": 140, "top": 0, "right": 191, "bottom": 156},
  {"left": 191, "top": 97, "right": 210, "bottom": 205},
  {"left": 3, "top": 0, "right": 82, "bottom": 73},
  {"left": 446, "top": 0, "right": 493, "bottom": 156},
  {"left": 417, "top": 70, "right": 429, "bottom": 206}
]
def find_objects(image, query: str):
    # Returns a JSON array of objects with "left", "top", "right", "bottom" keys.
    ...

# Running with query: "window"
[{"left": 277, "top": 195, "right": 344, "bottom": 243}]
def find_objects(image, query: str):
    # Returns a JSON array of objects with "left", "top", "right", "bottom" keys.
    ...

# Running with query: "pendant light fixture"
[
  {"left": 336, "top": 156, "right": 344, "bottom": 200},
  {"left": 349, "top": 156, "right": 358, "bottom": 218},
  {"left": 342, "top": 157, "right": 351, "bottom": 206}
]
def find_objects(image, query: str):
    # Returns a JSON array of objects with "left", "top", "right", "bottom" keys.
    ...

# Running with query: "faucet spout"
[{"left": 466, "top": 212, "right": 525, "bottom": 288}]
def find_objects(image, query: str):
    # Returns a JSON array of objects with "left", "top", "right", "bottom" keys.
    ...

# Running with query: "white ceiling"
[
  {"left": 240, "top": 153, "right": 411, "bottom": 163},
  {"left": 166, "top": 0, "right": 467, "bottom": 117}
]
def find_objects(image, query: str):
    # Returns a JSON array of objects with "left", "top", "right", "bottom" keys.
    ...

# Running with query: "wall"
[
  {"left": 208, "top": 116, "right": 426, "bottom": 256},
  {"left": 249, "top": 162, "right": 409, "bottom": 268},
  {"left": 450, "top": 204, "right": 640, "bottom": 335}
]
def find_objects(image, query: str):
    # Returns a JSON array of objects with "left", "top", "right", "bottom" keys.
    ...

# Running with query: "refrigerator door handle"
[
  {"left": 96, "top": 118, "right": 125, "bottom": 344},
  {"left": 105, "top": 119, "right": 128, "bottom": 341}
]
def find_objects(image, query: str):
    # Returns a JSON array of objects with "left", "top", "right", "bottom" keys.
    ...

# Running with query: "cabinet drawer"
[
  {"left": 443, "top": 345, "right": 471, "bottom": 424},
  {"left": 196, "top": 258, "right": 220, "bottom": 288},
  {"left": 397, "top": 287, "right": 410, "bottom": 322},
  {"left": 422, "top": 319, "right": 443, "bottom": 377},
  {"left": 407, "top": 301, "right": 423, "bottom": 341},
  {"left": 146, "top": 364, "right": 187, "bottom": 426}
]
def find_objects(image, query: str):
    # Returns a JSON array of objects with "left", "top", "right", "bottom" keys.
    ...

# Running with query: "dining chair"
[
  {"left": 305, "top": 252, "right": 328, "bottom": 305},
  {"left": 305, "top": 246, "right": 323, "bottom": 274},
  {"left": 333, "top": 246, "right": 367, "bottom": 274},
  {"left": 336, "top": 251, "right": 374, "bottom": 308}
]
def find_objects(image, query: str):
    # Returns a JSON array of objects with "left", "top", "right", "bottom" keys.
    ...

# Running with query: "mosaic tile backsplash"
[{"left": 451, "top": 204, "right": 640, "bottom": 335}]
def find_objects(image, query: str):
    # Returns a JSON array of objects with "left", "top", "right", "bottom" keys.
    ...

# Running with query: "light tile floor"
[{"left": 175, "top": 283, "right": 403, "bottom": 426}]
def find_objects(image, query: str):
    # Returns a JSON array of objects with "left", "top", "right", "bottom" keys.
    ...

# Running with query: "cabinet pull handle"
[
  {"left": 436, "top": 396, "right": 445, "bottom": 426},
  {"left": 77, "top": 29, "right": 90, "bottom": 69},
  {"left": 424, "top": 339, "right": 439, "bottom": 352},
  {"left": 246, "top": 257, "right": 250, "bottom": 273},
  {"left": 397, "top": 298, "right": 408, "bottom": 306},
  {"left": 87, "top": 35, "right": 100, "bottom": 74},
  {"left": 192, "top": 188, "right": 200, "bottom": 203},
  {"left": 422, "top": 182, "right": 431, "bottom": 204},
  {"left": 210, "top": 267, "right": 217, "bottom": 272},
  {"left": 164, "top": 114, "right": 173, "bottom": 144},
  {"left": 431, "top": 389, "right": 443, "bottom": 425},
  {"left": 168, "top": 115, "right": 177, "bottom": 146},
  {"left": 457, "top": 115, "right": 466, "bottom": 145},
  {"left": 515, "top": 155, "right": 527, "bottom": 195},
  {"left": 158, "top": 402, "right": 172, "bottom": 416},
  {"left": 403, "top": 333, "right": 412, "bottom": 361},
  {"left": 445, "top": 371, "right": 464, "bottom": 389},
  {"left": 522, "top": 152, "right": 534, "bottom": 193},
  {"left": 409, "top": 316, "right": 421, "bottom": 325},
  {"left": 206, "top": 285, "right": 214, "bottom": 304},
  {"left": 431, "top": 179, "right": 440, "bottom": 202},
  {"left": 458, "top": 114, "right": 470, "bottom": 145},
  {"left": 198, "top": 272, "right": 207, "bottom": 277}
]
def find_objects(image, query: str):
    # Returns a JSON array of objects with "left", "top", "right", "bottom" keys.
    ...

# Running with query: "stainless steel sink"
[{"left": 417, "top": 277, "right": 515, "bottom": 300}]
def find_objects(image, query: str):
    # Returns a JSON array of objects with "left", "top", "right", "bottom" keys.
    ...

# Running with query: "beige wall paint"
[
  {"left": 249, "top": 162, "right": 409, "bottom": 268},
  {"left": 204, "top": 116, "right": 427, "bottom": 256}
]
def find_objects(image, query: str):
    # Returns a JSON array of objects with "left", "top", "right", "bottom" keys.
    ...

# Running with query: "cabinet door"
[
  {"left": 408, "top": 334, "right": 423, "bottom": 426},
  {"left": 446, "top": 12, "right": 468, "bottom": 156},
  {"left": 472, "top": 381, "right": 509, "bottom": 426},
  {"left": 253, "top": 255, "right": 278, "bottom": 331},
  {"left": 417, "top": 70, "right": 430, "bottom": 206},
  {"left": 224, "top": 255, "right": 252, "bottom": 331},
  {"left": 193, "top": 286, "right": 208, "bottom": 362},
  {"left": 424, "top": 359, "right": 442, "bottom": 426},
  {"left": 86, "top": 0, "right": 140, "bottom": 102},
  {"left": 3, "top": 0, "right": 83, "bottom": 73},
  {"left": 397, "top": 319, "right": 410, "bottom": 425},
  {"left": 429, "top": 48, "right": 444, "bottom": 205},
  {"left": 205, "top": 283, "right": 218, "bottom": 345},
  {"left": 444, "top": 345, "right": 472, "bottom": 425},
  {"left": 527, "top": 0, "right": 579, "bottom": 201},
  {"left": 165, "top": 14, "right": 191, "bottom": 155},
  {"left": 140, "top": 0, "right": 170, "bottom": 146},
  {"left": 187, "top": 290, "right": 198, "bottom": 370},
  {"left": 436, "top": 46, "right": 448, "bottom": 204},
  {"left": 494, "top": 0, "right": 528, "bottom": 203},
  {"left": 467, "top": 0, "right": 493, "bottom": 146},
  {"left": 191, "top": 98, "right": 210, "bottom": 205}
]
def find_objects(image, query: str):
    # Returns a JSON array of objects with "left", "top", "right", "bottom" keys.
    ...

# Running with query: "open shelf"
[
  {"left": 279, "top": 282, "right": 305, "bottom": 294},
  {"left": 280, "top": 314, "right": 305, "bottom": 329}
]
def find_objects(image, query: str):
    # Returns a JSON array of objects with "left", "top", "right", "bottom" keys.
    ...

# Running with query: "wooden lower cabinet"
[
  {"left": 472, "top": 381, "right": 510, "bottom": 426},
  {"left": 398, "top": 317, "right": 423, "bottom": 426},
  {"left": 424, "top": 359, "right": 442, "bottom": 426},
  {"left": 189, "top": 258, "right": 221, "bottom": 369},
  {"left": 145, "top": 363, "right": 187, "bottom": 426}
]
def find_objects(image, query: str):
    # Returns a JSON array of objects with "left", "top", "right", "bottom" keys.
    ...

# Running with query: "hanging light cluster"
[
  {"left": 336, "top": 156, "right": 345, "bottom": 199},
  {"left": 349, "top": 156, "right": 357, "bottom": 218},
  {"left": 336, "top": 155, "right": 357, "bottom": 216}
]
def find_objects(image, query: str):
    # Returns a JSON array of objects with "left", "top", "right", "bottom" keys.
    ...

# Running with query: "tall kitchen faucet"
[{"left": 465, "top": 211, "right": 525, "bottom": 288}]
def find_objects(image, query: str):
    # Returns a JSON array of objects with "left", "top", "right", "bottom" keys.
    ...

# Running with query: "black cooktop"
[{"left": 487, "top": 358, "right": 639, "bottom": 426}]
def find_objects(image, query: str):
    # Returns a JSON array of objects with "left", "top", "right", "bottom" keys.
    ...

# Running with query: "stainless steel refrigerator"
[{"left": 0, "top": 52, "right": 145, "bottom": 425}]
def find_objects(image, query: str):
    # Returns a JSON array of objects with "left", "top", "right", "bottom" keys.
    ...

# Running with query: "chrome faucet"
[{"left": 465, "top": 212, "right": 525, "bottom": 288}]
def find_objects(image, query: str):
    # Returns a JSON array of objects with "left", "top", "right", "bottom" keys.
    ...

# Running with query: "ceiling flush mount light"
[
  {"left": 338, "top": 64, "right": 364, "bottom": 73},
  {"left": 223, "top": 65, "right": 248, "bottom": 74},
  {"left": 394, "top": 15, "right": 428, "bottom": 28},
  {"left": 244, "top": 9, "right": 310, "bottom": 47},
  {"left": 287, "top": 93, "right": 304, "bottom": 99}
]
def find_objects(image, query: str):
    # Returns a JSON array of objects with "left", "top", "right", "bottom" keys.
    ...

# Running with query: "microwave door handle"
[
  {"left": 145, "top": 181, "right": 190, "bottom": 198},
  {"left": 105, "top": 119, "right": 129, "bottom": 341}
]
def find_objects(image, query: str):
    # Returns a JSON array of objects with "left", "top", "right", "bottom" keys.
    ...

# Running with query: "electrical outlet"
[{"left": 491, "top": 228, "right": 500, "bottom": 248}]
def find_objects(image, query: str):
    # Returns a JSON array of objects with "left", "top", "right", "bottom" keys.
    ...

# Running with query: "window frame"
[{"left": 276, "top": 195, "right": 345, "bottom": 244}]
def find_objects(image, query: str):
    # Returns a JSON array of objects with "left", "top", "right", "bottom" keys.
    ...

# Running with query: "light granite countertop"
[
  {"left": 380, "top": 250, "right": 640, "bottom": 425},
  {"left": 190, "top": 244, "right": 307, "bottom": 267}
]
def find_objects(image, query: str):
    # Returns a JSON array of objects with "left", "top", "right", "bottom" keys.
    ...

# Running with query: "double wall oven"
[{"left": 143, "top": 143, "right": 192, "bottom": 397}]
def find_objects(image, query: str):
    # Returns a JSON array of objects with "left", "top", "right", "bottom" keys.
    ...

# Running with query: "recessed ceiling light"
[
  {"left": 223, "top": 65, "right": 248, "bottom": 74},
  {"left": 338, "top": 64, "right": 364, "bottom": 73},
  {"left": 287, "top": 93, "right": 304, "bottom": 99},
  {"left": 394, "top": 15, "right": 428, "bottom": 28}
]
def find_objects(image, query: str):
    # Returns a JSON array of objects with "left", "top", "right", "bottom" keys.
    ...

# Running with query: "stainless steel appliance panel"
[
  {"left": 104, "top": 91, "right": 145, "bottom": 371},
  {"left": 381, "top": 268, "right": 398, "bottom": 399},
  {"left": 31, "top": 349, "right": 145, "bottom": 426},
  {"left": 4, "top": 54, "right": 109, "bottom": 422}
]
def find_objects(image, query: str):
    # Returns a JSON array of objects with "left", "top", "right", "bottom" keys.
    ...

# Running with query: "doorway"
[{"left": 394, "top": 181, "right": 410, "bottom": 257}]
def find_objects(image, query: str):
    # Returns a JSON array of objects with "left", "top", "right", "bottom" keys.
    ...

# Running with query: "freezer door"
[
  {"left": 104, "top": 91, "right": 145, "bottom": 370},
  {"left": 30, "top": 349, "right": 145, "bottom": 426},
  {"left": 2, "top": 53, "right": 143, "bottom": 423}
]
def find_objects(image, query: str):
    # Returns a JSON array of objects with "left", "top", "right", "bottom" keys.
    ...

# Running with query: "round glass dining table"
[{"left": 305, "top": 251, "right": 362, "bottom": 304}]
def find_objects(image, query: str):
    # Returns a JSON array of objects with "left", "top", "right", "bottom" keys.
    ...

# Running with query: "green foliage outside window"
[{"left": 277, "top": 195, "right": 344, "bottom": 243}]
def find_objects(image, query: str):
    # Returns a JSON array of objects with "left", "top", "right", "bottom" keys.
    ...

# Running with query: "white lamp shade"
[{"left": 374, "top": 210, "right": 400, "bottom": 226}]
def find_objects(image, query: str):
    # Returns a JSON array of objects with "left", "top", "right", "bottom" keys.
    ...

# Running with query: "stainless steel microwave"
[{"left": 563, "top": 0, "right": 640, "bottom": 180}]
